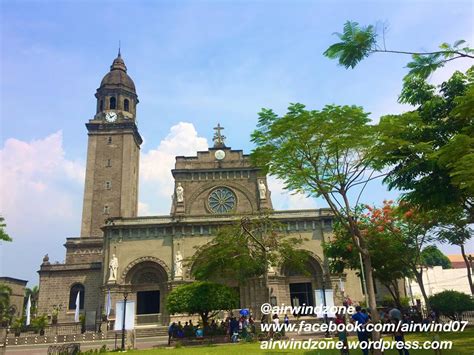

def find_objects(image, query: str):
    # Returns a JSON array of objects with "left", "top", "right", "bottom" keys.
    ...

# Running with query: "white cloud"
[
  {"left": 267, "top": 176, "right": 317, "bottom": 210},
  {"left": 139, "top": 122, "right": 208, "bottom": 214},
  {"left": 139, "top": 122, "right": 317, "bottom": 214},
  {"left": 0, "top": 131, "right": 85, "bottom": 226},
  {"left": 0, "top": 131, "right": 85, "bottom": 281}
]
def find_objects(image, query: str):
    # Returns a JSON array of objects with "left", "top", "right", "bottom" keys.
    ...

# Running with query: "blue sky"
[{"left": 1, "top": 0, "right": 473, "bottom": 285}]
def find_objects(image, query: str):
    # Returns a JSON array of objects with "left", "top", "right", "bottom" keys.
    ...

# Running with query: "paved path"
[{"left": 4, "top": 335, "right": 169, "bottom": 354}]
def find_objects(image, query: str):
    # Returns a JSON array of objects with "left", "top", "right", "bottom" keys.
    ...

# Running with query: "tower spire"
[{"left": 118, "top": 40, "right": 121, "bottom": 58}]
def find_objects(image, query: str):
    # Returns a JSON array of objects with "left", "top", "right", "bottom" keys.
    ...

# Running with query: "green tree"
[
  {"left": 0, "top": 216, "right": 12, "bottom": 242},
  {"left": 437, "top": 211, "right": 474, "bottom": 295},
  {"left": 189, "top": 214, "right": 309, "bottom": 306},
  {"left": 324, "top": 21, "right": 473, "bottom": 79},
  {"left": 324, "top": 204, "right": 413, "bottom": 308},
  {"left": 429, "top": 290, "right": 474, "bottom": 320},
  {"left": 250, "top": 104, "right": 383, "bottom": 325},
  {"left": 31, "top": 314, "right": 48, "bottom": 335},
  {"left": 325, "top": 22, "right": 474, "bottom": 222},
  {"left": 374, "top": 69, "right": 474, "bottom": 221},
  {"left": 421, "top": 245, "right": 451, "bottom": 269},
  {"left": 166, "top": 281, "right": 239, "bottom": 327},
  {"left": 0, "top": 284, "right": 13, "bottom": 325}
]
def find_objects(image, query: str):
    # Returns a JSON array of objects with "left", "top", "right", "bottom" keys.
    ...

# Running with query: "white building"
[{"left": 405, "top": 265, "right": 471, "bottom": 305}]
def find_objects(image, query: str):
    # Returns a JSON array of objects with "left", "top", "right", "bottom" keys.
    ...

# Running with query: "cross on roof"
[{"left": 213, "top": 123, "right": 226, "bottom": 147}]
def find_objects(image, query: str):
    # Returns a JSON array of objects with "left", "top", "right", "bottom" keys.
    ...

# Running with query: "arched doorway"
[
  {"left": 124, "top": 258, "right": 169, "bottom": 325},
  {"left": 282, "top": 255, "right": 326, "bottom": 309}
]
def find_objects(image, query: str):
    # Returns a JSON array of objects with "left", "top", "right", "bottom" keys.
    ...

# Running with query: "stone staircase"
[
  {"left": 108, "top": 326, "right": 168, "bottom": 339},
  {"left": 136, "top": 326, "right": 168, "bottom": 338}
]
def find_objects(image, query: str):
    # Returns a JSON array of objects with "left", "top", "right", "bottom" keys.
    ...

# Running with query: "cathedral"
[{"left": 37, "top": 52, "right": 369, "bottom": 327}]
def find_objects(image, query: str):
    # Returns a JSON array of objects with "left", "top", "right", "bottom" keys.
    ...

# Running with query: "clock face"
[
  {"left": 215, "top": 150, "right": 226, "bottom": 160},
  {"left": 105, "top": 112, "right": 117, "bottom": 123}
]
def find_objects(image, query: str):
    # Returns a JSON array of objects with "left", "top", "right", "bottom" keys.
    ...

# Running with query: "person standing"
[
  {"left": 351, "top": 306, "right": 369, "bottom": 355},
  {"left": 335, "top": 313, "right": 349, "bottom": 355},
  {"left": 167, "top": 322, "right": 176, "bottom": 346}
]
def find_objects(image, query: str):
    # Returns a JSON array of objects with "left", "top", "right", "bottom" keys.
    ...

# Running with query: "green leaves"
[
  {"left": 375, "top": 69, "right": 474, "bottom": 219},
  {"left": 189, "top": 215, "right": 308, "bottom": 284},
  {"left": 0, "top": 284, "right": 13, "bottom": 323},
  {"left": 405, "top": 41, "right": 473, "bottom": 80},
  {"left": 323, "top": 21, "right": 377, "bottom": 69},
  {"left": 429, "top": 290, "right": 474, "bottom": 320},
  {"left": 251, "top": 103, "right": 376, "bottom": 202},
  {"left": 325, "top": 21, "right": 474, "bottom": 80},
  {"left": 190, "top": 224, "right": 265, "bottom": 283},
  {"left": 420, "top": 245, "right": 452, "bottom": 269},
  {"left": 0, "top": 216, "right": 12, "bottom": 242},
  {"left": 166, "top": 281, "right": 239, "bottom": 323}
]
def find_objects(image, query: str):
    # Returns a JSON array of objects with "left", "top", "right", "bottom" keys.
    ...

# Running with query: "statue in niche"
[
  {"left": 108, "top": 254, "right": 119, "bottom": 282},
  {"left": 258, "top": 179, "right": 267, "bottom": 200},
  {"left": 174, "top": 250, "right": 183, "bottom": 279},
  {"left": 176, "top": 183, "right": 184, "bottom": 203}
]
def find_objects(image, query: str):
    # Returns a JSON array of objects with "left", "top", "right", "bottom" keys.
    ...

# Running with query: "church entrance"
[
  {"left": 282, "top": 255, "right": 325, "bottom": 315},
  {"left": 123, "top": 258, "right": 169, "bottom": 325},
  {"left": 289, "top": 282, "right": 314, "bottom": 307},
  {"left": 137, "top": 290, "right": 160, "bottom": 314}
]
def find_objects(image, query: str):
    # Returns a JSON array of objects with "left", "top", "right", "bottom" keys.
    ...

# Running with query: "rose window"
[{"left": 208, "top": 187, "right": 236, "bottom": 213}]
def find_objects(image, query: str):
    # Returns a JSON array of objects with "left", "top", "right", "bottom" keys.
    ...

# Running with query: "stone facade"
[
  {"left": 38, "top": 54, "right": 397, "bottom": 326},
  {"left": 0, "top": 277, "right": 27, "bottom": 319},
  {"left": 38, "top": 53, "right": 141, "bottom": 322}
]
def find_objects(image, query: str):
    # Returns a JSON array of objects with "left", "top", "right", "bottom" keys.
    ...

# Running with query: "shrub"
[
  {"left": 31, "top": 314, "right": 48, "bottom": 334},
  {"left": 429, "top": 290, "right": 474, "bottom": 320}
]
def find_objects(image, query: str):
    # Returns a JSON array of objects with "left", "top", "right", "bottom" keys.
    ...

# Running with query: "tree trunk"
[
  {"left": 460, "top": 244, "right": 474, "bottom": 295},
  {"left": 383, "top": 282, "right": 401, "bottom": 308},
  {"left": 361, "top": 253, "right": 383, "bottom": 355},
  {"left": 362, "top": 254, "right": 380, "bottom": 322},
  {"left": 200, "top": 312, "right": 209, "bottom": 327},
  {"left": 392, "top": 280, "right": 402, "bottom": 308},
  {"left": 413, "top": 268, "right": 430, "bottom": 312}
]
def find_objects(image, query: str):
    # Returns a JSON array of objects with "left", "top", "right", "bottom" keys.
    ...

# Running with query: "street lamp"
[{"left": 121, "top": 291, "right": 128, "bottom": 351}]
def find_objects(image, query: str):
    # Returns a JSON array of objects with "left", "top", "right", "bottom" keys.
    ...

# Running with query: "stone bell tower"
[{"left": 80, "top": 51, "right": 142, "bottom": 238}]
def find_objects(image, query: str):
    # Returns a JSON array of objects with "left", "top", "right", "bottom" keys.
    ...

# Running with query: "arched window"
[
  {"left": 124, "top": 99, "right": 130, "bottom": 112},
  {"left": 99, "top": 100, "right": 103, "bottom": 111},
  {"left": 109, "top": 97, "right": 116, "bottom": 110},
  {"left": 68, "top": 284, "right": 85, "bottom": 310}
]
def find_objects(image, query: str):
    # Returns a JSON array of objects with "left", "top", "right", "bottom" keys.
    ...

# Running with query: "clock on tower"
[{"left": 80, "top": 51, "right": 142, "bottom": 239}]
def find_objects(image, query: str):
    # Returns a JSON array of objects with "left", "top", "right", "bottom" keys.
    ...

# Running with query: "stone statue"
[
  {"left": 176, "top": 183, "right": 184, "bottom": 203},
  {"left": 108, "top": 254, "right": 118, "bottom": 282},
  {"left": 258, "top": 180, "right": 267, "bottom": 200},
  {"left": 174, "top": 251, "right": 183, "bottom": 279},
  {"left": 268, "top": 263, "right": 277, "bottom": 275}
]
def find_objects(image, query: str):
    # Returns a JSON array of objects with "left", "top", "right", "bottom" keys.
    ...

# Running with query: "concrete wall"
[
  {"left": 406, "top": 266, "right": 471, "bottom": 305},
  {"left": 37, "top": 264, "right": 102, "bottom": 322}
]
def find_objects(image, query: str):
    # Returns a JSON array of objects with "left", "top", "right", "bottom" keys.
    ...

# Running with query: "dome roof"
[{"left": 99, "top": 53, "right": 136, "bottom": 92}]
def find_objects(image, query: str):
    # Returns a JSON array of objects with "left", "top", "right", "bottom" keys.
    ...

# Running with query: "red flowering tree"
[
  {"left": 364, "top": 201, "right": 437, "bottom": 308},
  {"left": 326, "top": 200, "right": 436, "bottom": 309}
]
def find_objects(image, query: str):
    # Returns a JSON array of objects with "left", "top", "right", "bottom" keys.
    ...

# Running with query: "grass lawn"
[{"left": 109, "top": 327, "right": 474, "bottom": 354}]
